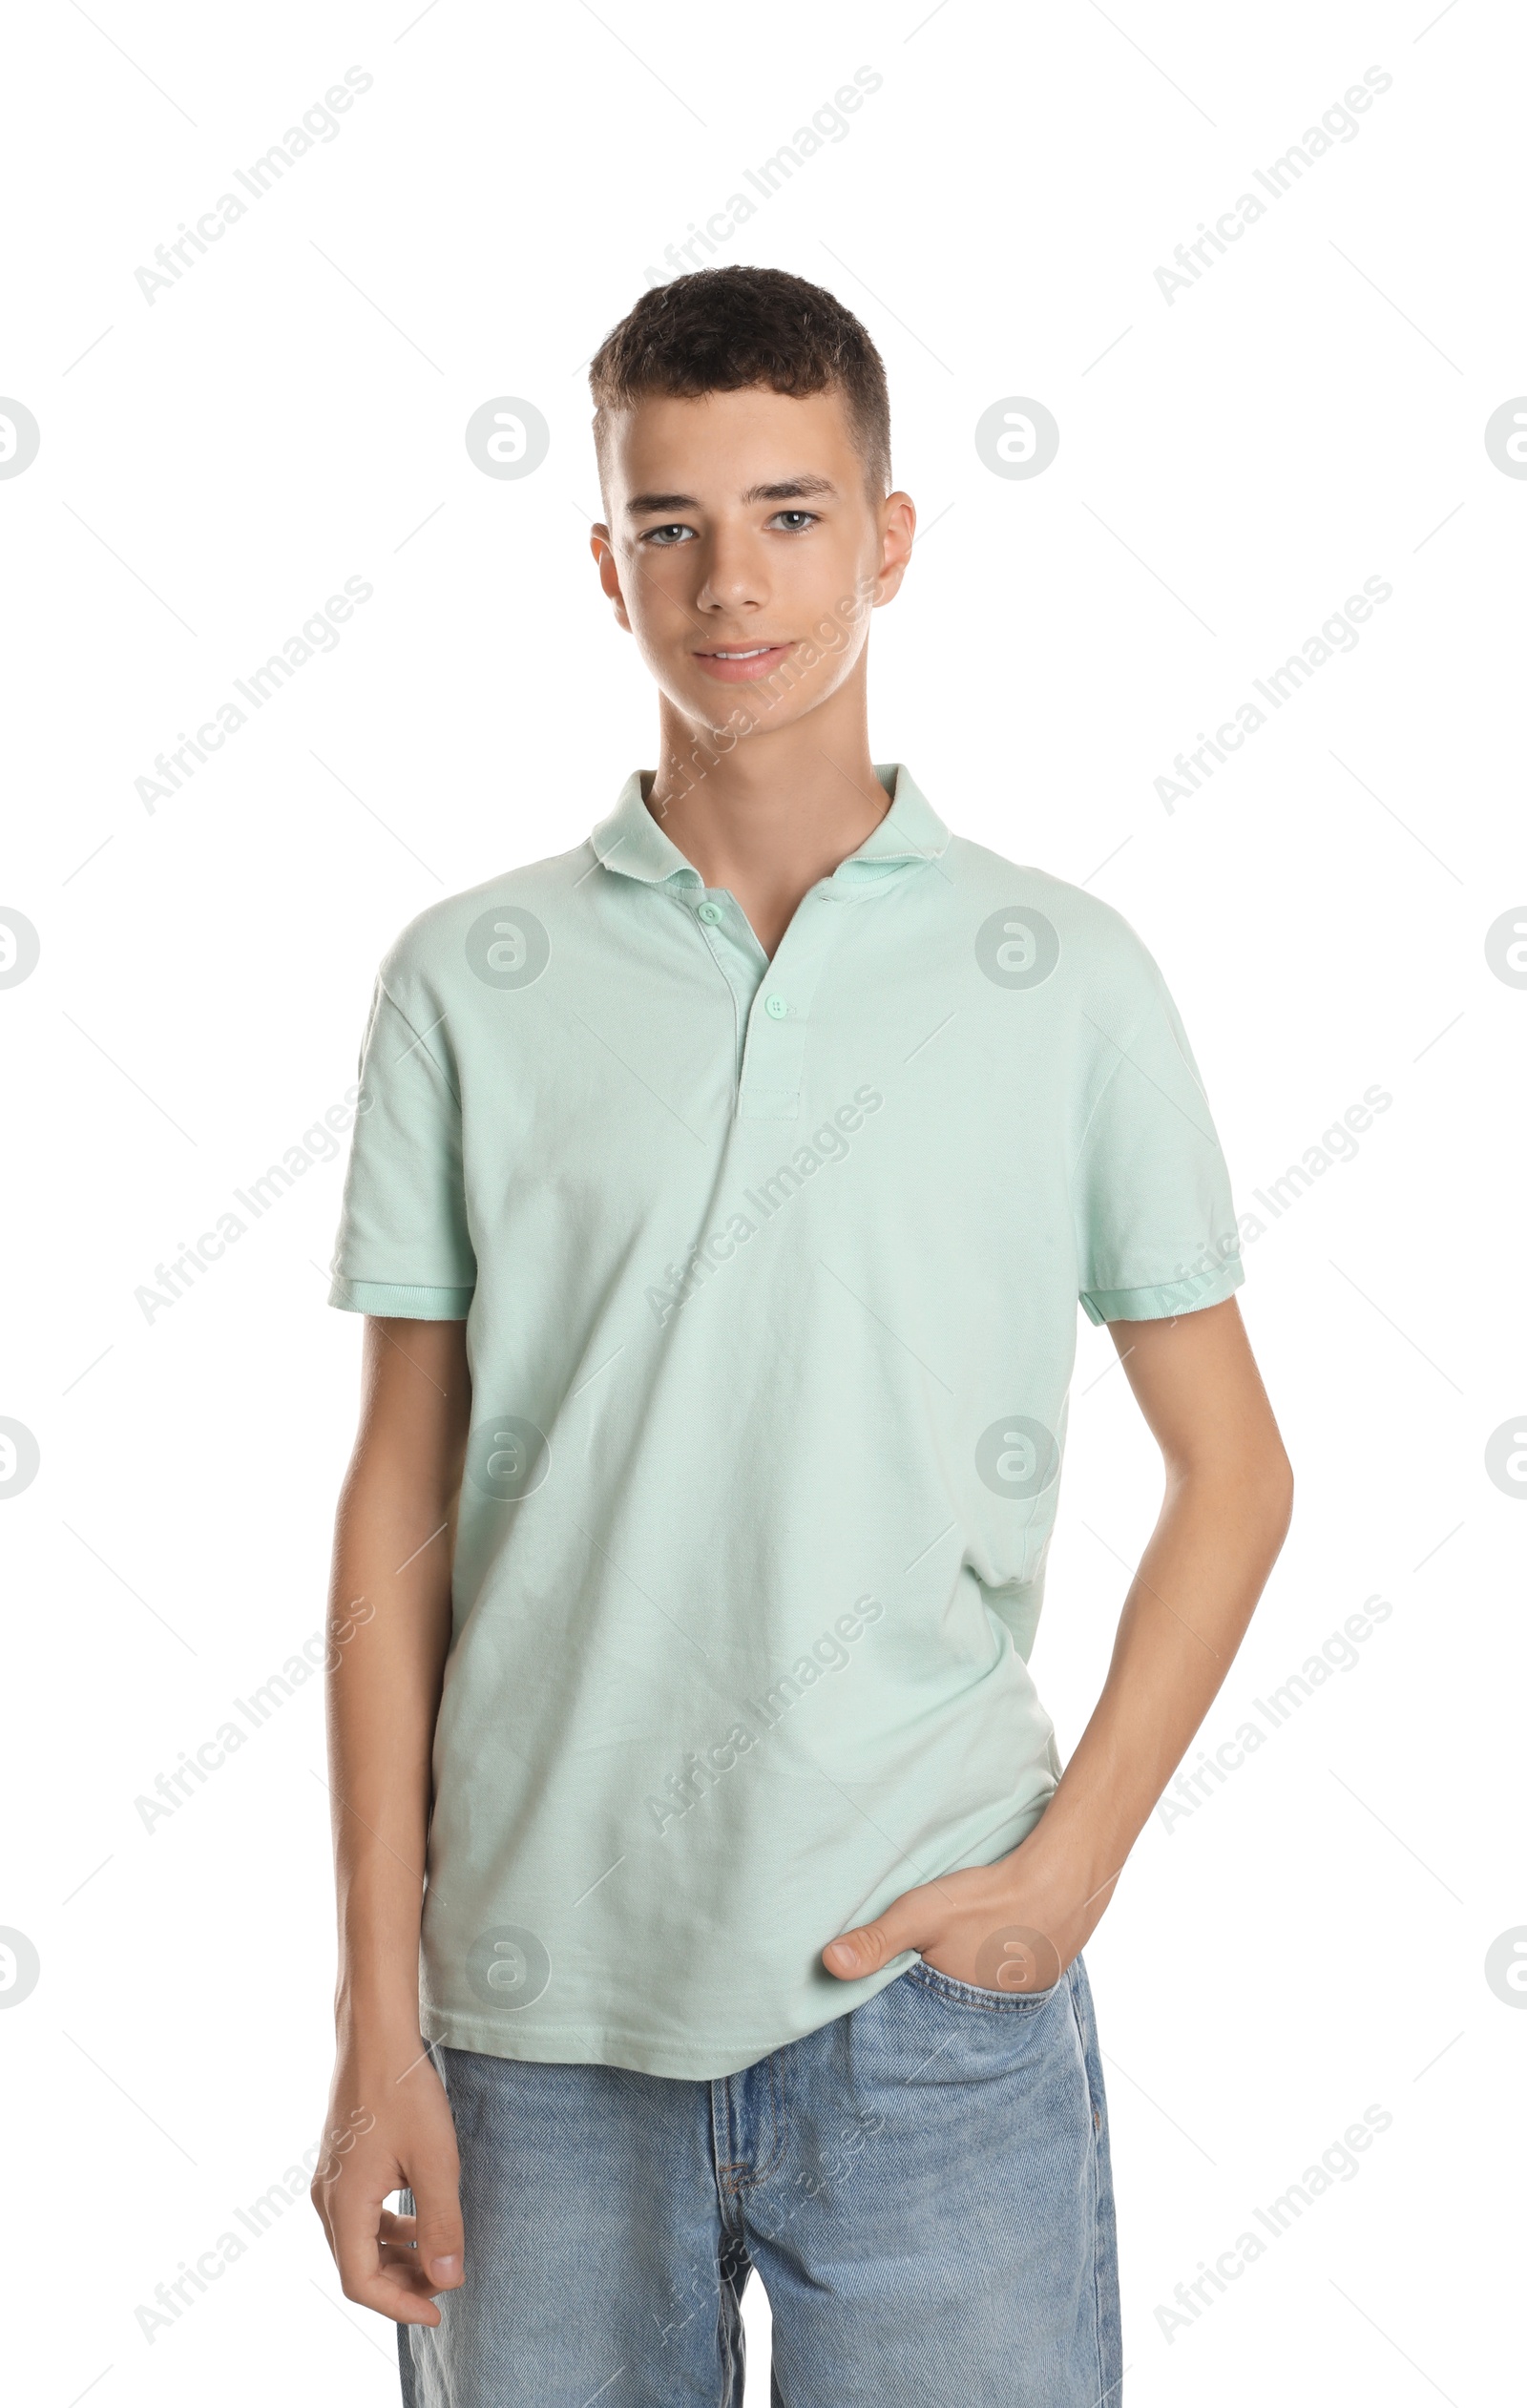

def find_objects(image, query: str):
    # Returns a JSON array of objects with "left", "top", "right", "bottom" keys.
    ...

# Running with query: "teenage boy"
[{"left": 312, "top": 265, "right": 1292, "bottom": 2406}]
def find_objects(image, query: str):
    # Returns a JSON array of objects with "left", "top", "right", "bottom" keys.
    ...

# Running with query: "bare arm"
[
  {"left": 822, "top": 1296, "right": 1294, "bottom": 1989},
  {"left": 310, "top": 1315, "right": 471, "bottom": 2324}
]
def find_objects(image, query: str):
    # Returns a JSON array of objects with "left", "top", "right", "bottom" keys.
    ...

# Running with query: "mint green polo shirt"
[{"left": 328, "top": 764, "right": 1243, "bottom": 2079}]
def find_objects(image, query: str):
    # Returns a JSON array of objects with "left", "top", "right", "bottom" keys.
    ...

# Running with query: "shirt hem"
[
  {"left": 328, "top": 1277, "right": 474, "bottom": 1318},
  {"left": 1079, "top": 1254, "right": 1245, "bottom": 1326},
  {"left": 417, "top": 1962, "right": 916, "bottom": 2082},
  {"left": 416, "top": 1793, "right": 1056, "bottom": 2079}
]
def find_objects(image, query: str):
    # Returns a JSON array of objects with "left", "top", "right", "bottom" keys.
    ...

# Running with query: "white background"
[{"left": 2, "top": 1, "right": 1522, "bottom": 2400}]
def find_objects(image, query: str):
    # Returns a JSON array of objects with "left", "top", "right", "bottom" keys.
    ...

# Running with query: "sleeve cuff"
[
  {"left": 1079, "top": 1253, "right": 1244, "bottom": 1327},
  {"left": 327, "top": 1277, "right": 473, "bottom": 1319}
]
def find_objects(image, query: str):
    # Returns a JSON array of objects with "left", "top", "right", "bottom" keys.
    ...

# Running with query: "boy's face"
[{"left": 590, "top": 385, "right": 914, "bottom": 738}]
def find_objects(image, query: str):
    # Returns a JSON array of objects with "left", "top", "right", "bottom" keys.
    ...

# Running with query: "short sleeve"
[
  {"left": 1072, "top": 952, "right": 1243, "bottom": 1326},
  {"left": 327, "top": 974, "right": 475, "bottom": 1319}
]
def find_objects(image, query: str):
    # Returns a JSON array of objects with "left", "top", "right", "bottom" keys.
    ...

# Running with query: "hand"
[
  {"left": 821, "top": 1832, "right": 1116, "bottom": 1994},
  {"left": 311, "top": 2036, "right": 465, "bottom": 2325}
]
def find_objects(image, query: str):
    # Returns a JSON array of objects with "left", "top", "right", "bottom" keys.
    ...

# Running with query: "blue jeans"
[{"left": 399, "top": 1955, "right": 1121, "bottom": 2406}]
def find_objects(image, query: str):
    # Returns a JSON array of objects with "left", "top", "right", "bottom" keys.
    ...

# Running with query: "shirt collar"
[{"left": 588, "top": 763, "right": 951, "bottom": 890}]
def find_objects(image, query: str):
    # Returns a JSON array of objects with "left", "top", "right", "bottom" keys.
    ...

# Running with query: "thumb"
[
  {"left": 409, "top": 2163, "right": 465, "bottom": 2291},
  {"left": 822, "top": 1890, "right": 931, "bottom": 1983}
]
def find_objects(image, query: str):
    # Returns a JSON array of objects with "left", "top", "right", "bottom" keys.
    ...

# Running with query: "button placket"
[
  {"left": 682, "top": 886, "right": 768, "bottom": 1098},
  {"left": 738, "top": 895, "right": 846, "bottom": 1121}
]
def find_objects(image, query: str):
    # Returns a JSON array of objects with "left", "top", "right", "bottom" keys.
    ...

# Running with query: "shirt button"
[
  {"left": 764, "top": 994, "right": 788, "bottom": 1019},
  {"left": 696, "top": 900, "right": 724, "bottom": 925}
]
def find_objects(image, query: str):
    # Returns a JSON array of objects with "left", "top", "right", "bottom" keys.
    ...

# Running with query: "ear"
[
  {"left": 872, "top": 492, "right": 917, "bottom": 607},
  {"left": 590, "top": 526, "right": 633, "bottom": 634}
]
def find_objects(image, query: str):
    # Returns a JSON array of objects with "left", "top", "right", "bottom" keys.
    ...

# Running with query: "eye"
[
  {"left": 638, "top": 521, "right": 695, "bottom": 546},
  {"left": 767, "top": 510, "right": 819, "bottom": 533}
]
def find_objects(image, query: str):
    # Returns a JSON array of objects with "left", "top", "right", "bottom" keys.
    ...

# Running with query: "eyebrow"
[{"left": 625, "top": 474, "right": 837, "bottom": 516}]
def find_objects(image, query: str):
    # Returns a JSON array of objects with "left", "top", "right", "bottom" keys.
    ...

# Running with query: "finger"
[
  {"left": 331, "top": 2228, "right": 447, "bottom": 2322},
  {"left": 329, "top": 2175, "right": 448, "bottom": 2324},
  {"left": 407, "top": 2153, "right": 466, "bottom": 2293},
  {"left": 374, "top": 2204, "right": 458, "bottom": 2288},
  {"left": 822, "top": 1888, "right": 932, "bottom": 1980}
]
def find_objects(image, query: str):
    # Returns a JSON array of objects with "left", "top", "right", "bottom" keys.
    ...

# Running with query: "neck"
[{"left": 645, "top": 674, "right": 889, "bottom": 957}]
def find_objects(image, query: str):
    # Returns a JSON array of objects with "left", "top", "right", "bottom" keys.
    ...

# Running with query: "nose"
[{"left": 694, "top": 520, "right": 770, "bottom": 618}]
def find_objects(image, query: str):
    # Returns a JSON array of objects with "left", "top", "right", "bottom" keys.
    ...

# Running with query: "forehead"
[{"left": 600, "top": 385, "right": 863, "bottom": 507}]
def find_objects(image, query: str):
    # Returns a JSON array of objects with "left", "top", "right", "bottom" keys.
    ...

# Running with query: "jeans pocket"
[{"left": 903, "top": 1958, "right": 1066, "bottom": 2015}]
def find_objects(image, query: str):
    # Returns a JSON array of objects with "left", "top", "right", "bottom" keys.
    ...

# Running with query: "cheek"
[
  {"left": 801, "top": 620, "right": 868, "bottom": 699},
  {"left": 618, "top": 550, "right": 697, "bottom": 651},
  {"left": 621, "top": 543, "right": 687, "bottom": 609},
  {"left": 794, "top": 595, "right": 867, "bottom": 693}
]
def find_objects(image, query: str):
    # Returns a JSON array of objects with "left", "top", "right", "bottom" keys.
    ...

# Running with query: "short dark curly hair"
[{"left": 589, "top": 265, "right": 891, "bottom": 500}]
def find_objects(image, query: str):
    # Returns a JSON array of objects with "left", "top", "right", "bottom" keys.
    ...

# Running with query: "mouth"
[{"left": 692, "top": 640, "right": 796, "bottom": 683}]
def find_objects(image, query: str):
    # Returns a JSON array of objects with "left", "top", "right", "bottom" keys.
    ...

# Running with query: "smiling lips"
[{"left": 693, "top": 640, "right": 796, "bottom": 683}]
